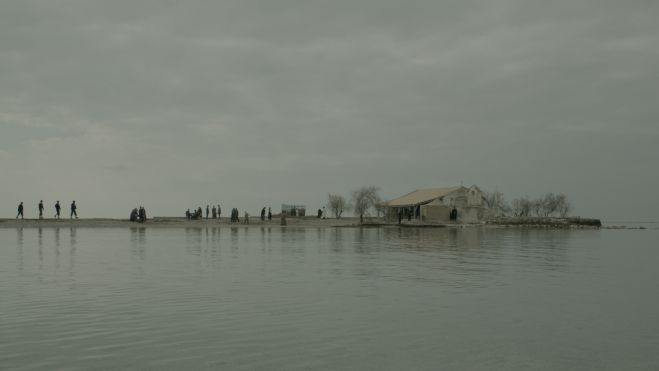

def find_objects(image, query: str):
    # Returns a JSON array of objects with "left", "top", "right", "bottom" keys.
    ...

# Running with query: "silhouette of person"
[
  {"left": 261, "top": 207, "right": 266, "bottom": 221},
  {"left": 268, "top": 207, "right": 272, "bottom": 221},
  {"left": 206, "top": 205, "right": 210, "bottom": 219},
  {"left": 322, "top": 206, "right": 327, "bottom": 220},
  {"left": 70, "top": 201, "right": 78, "bottom": 219},
  {"left": 38, "top": 200, "right": 44, "bottom": 219},
  {"left": 55, "top": 201, "right": 61, "bottom": 219},
  {"left": 16, "top": 202, "right": 24, "bottom": 219},
  {"left": 139, "top": 206, "right": 146, "bottom": 222},
  {"left": 217, "top": 205, "right": 221, "bottom": 219}
]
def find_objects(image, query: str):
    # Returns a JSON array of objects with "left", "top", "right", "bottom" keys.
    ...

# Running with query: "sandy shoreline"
[
  {"left": 0, "top": 216, "right": 373, "bottom": 229},
  {"left": 0, "top": 216, "right": 609, "bottom": 229}
]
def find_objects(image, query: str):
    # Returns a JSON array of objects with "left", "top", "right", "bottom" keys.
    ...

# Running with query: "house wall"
[
  {"left": 421, "top": 204, "right": 451, "bottom": 223},
  {"left": 467, "top": 186, "right": 483, "bottom": 206}
]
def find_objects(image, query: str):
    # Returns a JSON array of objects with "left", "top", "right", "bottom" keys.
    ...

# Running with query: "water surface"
[{"left": 1, "top": 227, "right": 657, "bottom": 370}]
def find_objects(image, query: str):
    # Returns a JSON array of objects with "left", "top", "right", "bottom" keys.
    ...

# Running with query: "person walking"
[
  {"left": 38, "top": 200, "right": 44, "bottom": 219},
  {"left": 70, "top": 201, "right": 78, "bottom": 219},
  {"left": 16, "top": 202, "right": 24, "bottom": 219},
  {"left": 55, "top": 201, "right": 61, "bottom": 219}
]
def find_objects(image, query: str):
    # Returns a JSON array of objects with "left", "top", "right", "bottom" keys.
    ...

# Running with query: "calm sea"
[{"left": 1, "top": 226, "right": 658, "bottom": 370}]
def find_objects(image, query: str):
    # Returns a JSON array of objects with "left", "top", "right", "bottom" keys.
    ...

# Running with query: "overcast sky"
[{"left": 1, "top": 0, "right": 657, "bottom": 221}]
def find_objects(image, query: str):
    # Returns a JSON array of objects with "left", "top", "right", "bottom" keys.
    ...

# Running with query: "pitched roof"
[{"left": 385, "top": 186, "right": 466, "bottom": 207}]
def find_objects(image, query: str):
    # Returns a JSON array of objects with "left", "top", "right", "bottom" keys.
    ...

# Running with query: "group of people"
[
  {"left": 129, "top": 206, "right": 148, "bottom": 223},
  {"left": 183, "top": 204, "right": 273, "bottom": 224},
  {"left": 185, "top": 207, "right": 204, "bottom": 220},
  {"left": 16, "top": 200, "right": 77, "bottom": 219},
  {"left": 260, "top": 207, "right": 272, "bottom": 221},
  {"left": 230, "top": 208, "right": 247, "bottom": 223},
  {"left": 316, "top": 206, "right": 327, "bottom": 219}
]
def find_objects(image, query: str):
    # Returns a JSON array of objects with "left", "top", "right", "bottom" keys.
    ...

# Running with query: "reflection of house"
[{"left": 384, "top": 185, "right": 488, "bottom": 223}]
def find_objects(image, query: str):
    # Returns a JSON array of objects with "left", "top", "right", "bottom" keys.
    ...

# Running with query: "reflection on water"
[{"left": 1, "top": 227, "right": 658, "bottom": 370}]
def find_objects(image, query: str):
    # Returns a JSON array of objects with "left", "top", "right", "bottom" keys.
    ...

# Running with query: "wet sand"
[{"left": 0, "top": 216, "right": 367, "bottom": 229}]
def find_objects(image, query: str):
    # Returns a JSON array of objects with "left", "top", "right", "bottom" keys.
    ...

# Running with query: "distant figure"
[
  {"left": 197, "top": 207, "right": 203, "bottom": 220},
  {"left": 317, "top": 209, "right": 322, "bottom": 218},
  {"left": 206, "top": 205, "right": 210, "bottom": 219},
  {"left": 261, "top": 207, "right": 266, "bottom": 221},
  {"left": 16, "top": 202, "right": 24, "bottom": 219},
  {"left": 244, "top": 211, "right": 249, "bottom": 224},
  {"left": 322, "top": 206, "right": 327, "bottom": 220},
  {"left": 55, "top": 201, "right": 61, "bottom": 219},
  {"left": 130, "top": 208, "right": 138, "bottom": 222},
  {"left": 186, "top": 209, "right": 191, "bottom": 219},
  {"left": 212, "top": 206, "right": 217, "bottom": 219},
  {"left": 217, "top": 205, "right": 221, "bottom": 219},
  {"left": 268, "top": 207, "right": 272, "bottom": 221},
  {"left": 70, "top": 201, "right": 78, "bottom": 219},
  {"left": 38, "top": 200, "right": 44, "bottom": 219},
  {"left": 139, "top": 206, "right": 147, "bottom": 222}
]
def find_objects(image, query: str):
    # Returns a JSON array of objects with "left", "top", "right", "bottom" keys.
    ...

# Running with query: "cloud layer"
[{"left": 1, "top": 0, "right": 658, "bottom": 220}]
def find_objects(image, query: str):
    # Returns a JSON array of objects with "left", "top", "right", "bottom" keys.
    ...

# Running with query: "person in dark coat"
[
  {"left": 38, "top": 200, "right": 44, "bottom": 219},
  {"left": 138, "top": 206, "right": 146, "bottom": 222},
  {"left": 261, "top": 207, "right": 266, "bottom": 221},
  {"left": 206, "top": 205, "right": 210, "bottom": 219},
  {"left": 268, "top": 207, "right": 272, "bottom": 221},
  {"left": 16, "top": 202, "right": 24, "bottom": 219},
  {"left": 55, "top": 201, "right": 61, "bottom": 219},
  {"left": 70, "top": 201, "right": 78, "bottom": 219}
]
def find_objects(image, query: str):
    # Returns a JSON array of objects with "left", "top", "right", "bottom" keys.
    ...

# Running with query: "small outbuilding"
[{"left": 384, "top": 185, "right": 488, "bottom": 223}]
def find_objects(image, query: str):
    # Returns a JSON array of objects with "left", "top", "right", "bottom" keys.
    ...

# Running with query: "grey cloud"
[{"left": 1, "top": 0, "right": 657, "bottom": 220}]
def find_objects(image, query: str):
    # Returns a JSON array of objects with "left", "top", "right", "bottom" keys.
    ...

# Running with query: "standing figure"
[
  {"left": 217, "top": 205, "right": 221, "bottom": 220},
  {"left": 261, "top": 207, "right": 266, "bottom": 221},
  {"left": 55, "top": 201, "right": 61, "bottom": 219},
  {"left": 244, "top": 211, "right": 249, "bottom": 224},
  {"left": 212, "top": 206, "right": 217, "bottom": 219},
  {"left": 70, "top": 201, "right": 78, "bottom": 219},
  {"left": 268, "top": 207, "right": 272, "bottom": 221},
  {"left": 38, "top": 200, "right": 44, "bottom": 219},
  {"left": 206, "top": 205, "right": 210, "bottom": 219},
  {"left": 16, "top": 202, "right": 24, "bottom": 219},
  {"left": 322, "top": 206, "right": 327, "bottom": 220}
]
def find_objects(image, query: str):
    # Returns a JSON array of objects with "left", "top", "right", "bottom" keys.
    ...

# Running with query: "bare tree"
[
  {"left": 483, "top": 190, "right": 509, "bottom": 216},
  {"left": 511, "top": 196, "right": 532, "bottom": 217},
  {"left": 558, "top": 197, "right": 571, "bottom": 217},
  {"left": 513, "top": 193, "right": 572, "bottom": 217},
  {"left": 327, "top": 193, "right": 350, "bottom": 219},
  {"left": 351, "top": 186, "right": 381, "bottom": 224}
]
